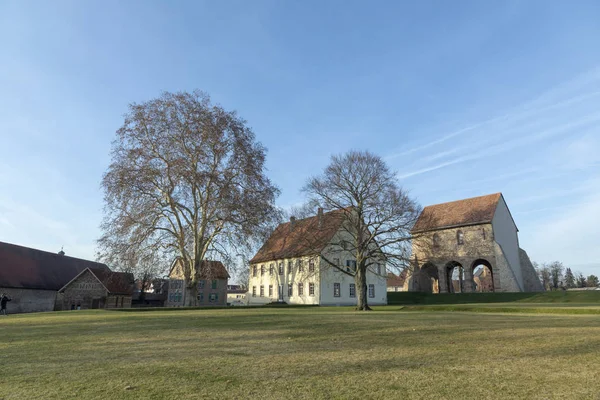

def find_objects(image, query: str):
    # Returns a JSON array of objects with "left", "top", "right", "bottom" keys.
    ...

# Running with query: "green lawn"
[{"left": 1, "top": 307, "right": 600, "bottom": 399}]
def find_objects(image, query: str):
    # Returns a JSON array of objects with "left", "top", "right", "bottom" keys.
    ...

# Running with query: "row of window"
[
  {"left": 252, "top": 283, "right": 315, "bottom": 297},
  {"left": 251, "top": 283, "right": 376, "bottom": 298},
  {"left": 433, "top": 228, "right": 487, "bottom": 248},
  {"left": 169, "top": 292, "right": 219, "bottom": 303},
  {"left": 170, "top": 279, "right": 219, "bottom": 289},
  {"left": 251, "top": 261, "right": 383, "bottom": 277},
  {"left": 252, "top": 260, "right": 316, "bottom": 277}
]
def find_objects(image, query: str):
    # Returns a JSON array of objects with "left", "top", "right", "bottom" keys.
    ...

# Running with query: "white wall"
[
  {"left": 318, "top": 259, "right": 387, "bottom": 306},
  {"left": 492, "top": 197, "right": 523, "bottom": 290},
  {"left": 248, "top": 255, "right": 320, "bottom": 305}
]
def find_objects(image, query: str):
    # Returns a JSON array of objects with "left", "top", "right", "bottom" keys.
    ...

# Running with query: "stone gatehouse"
[{"left": 408, "top": 193, "right": 543, "bottom": 293}]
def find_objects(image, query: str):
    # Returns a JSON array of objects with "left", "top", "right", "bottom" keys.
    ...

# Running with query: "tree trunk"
[
  {"left": 185, "top": 283, "right": 198, "bottom": 306},
  {"left": 355, "top": 268, "right": 371, "bottom": 311}
]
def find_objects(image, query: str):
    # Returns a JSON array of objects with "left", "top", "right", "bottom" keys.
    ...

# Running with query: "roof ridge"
[
  {"left": 0, "top": 240, "right": 107, "bottom": 267},
  {"left": 422, "top": 193, "right": 501, "bottom": 209}
]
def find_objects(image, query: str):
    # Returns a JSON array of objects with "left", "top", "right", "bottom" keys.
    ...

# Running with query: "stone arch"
[
  {"left": 446, "top": 261, "right": 464, "bottom": 293},
  {"left": 472, "top": 259, "right": 494, "bottom": 292},
  {"left": 415, "top": 262, "right": 440, "bottom": 293}
]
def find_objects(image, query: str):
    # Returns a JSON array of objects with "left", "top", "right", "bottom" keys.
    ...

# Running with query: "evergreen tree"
[{"left": 564, "top": 268, "right": 575, "bottom": 288}]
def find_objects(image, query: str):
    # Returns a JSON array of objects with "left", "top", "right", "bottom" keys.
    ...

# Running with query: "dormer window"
[{"left": 457, "top": 230, "right": 464, "bottom": 245}]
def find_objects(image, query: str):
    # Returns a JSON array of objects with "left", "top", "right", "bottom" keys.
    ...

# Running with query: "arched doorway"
[
  {"left": 418, "top": 262, "right": 440, "bottom": 293},
  {"left": 446, "top": 261, "right": 464, "bottom": 293},
  {"left": 472, "top": 259, "right": 494, "bottom": 292}
]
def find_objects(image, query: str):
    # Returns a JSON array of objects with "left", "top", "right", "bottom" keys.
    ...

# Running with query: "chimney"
[
  {"left": 289, "top": 216, "right": 296, "bottom": 231},
  {"left": 317, "top": 207, "right": 323, "bottom": 229}
]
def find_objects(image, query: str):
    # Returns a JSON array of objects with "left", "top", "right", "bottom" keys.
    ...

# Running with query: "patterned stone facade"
[{"left": 56, "top": 269, "right": 133, "bottom": 310}]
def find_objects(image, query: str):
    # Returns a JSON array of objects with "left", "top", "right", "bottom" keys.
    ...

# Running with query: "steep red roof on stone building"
[
  {"left": 411, "top": 193, "right": 502, "bottom": 233},
  {"left": 250, "top": 209, "right": 346, "bottom": 264},
  {"left": 0, "top": 241, "right": 110, "bottom": 290}
]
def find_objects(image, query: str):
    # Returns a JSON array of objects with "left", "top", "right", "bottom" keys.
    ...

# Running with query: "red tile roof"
[
  {"left": 169, "top": 259, "right": 230, "bottom": 280},
  {"left": 0, "top": 241, "right": 110, "bottom": 291},
  {"left": 89, "top": 268, "right": 135, "bottom": 295},
  {"left": 250, "top": 209, "right": 346, "bottom": 264},
  {"left": 387, "top": 271, "right": 407, "bottom": 288},
  {"left": 411, "top": 193, "right": 502, "bottom": 233}
]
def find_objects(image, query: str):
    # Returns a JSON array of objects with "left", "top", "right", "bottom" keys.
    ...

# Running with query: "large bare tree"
[
  {"left": 98, "top": 90, "right": 280, "bottom": 305},
  {"left": 303, "top": 150, "right": 422, "bottom": 310}
]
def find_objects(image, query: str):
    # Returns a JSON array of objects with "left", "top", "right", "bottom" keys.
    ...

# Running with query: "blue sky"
[{"left": 1, "top": 0, "right": 599, "bottom": 275}]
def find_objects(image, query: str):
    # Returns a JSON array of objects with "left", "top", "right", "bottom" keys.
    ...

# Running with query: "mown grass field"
[{"left": 1, "top": 305, "right": 600, "bottom": 399}]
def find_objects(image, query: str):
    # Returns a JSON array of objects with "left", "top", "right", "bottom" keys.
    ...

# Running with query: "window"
[
  {"left": 288, "top": 261, "right": 293, "bottom": 274},
  {"left": 269, "top": 285, "right": 273, "bottom": 297},
  {"left": 252, "top": 286, "right": 256, "bottom": 297},
  {"left": 197, "top": 293, "right": 204, "bottom": 302},
  {"left": 346, "top": 260, "right": 356, "bottom": 272},
  {"left": 368, "top": 284, "right": 375, "bottom": 298},
  {"left": 309, "top": 260, "right": 315, "bottom": 273},
  {"left": 252, "top": 266, "right": 257, "bottom": 277},
  {"left": 298, "top": 259, "right": 304, "bottom": 272},
  {"left": 349, "top": 283, "right": 356, "bottom": 298},
  {"left": 209, "top": 293, "right": 218, "bottom": 303},
  {"left": 376, "top": 264, "right": 382, "bottom": 275},
  {"left": 333, "top": 258, "right": 340, "bottom": 267},
  {"left": 212, "top": 280, "right": 217, "bottom": 289},
  {"left": 433, "top": 233, "right": 440, "bottom": 249},
  {"left": 457, "top": 230, "right": 464, "bottom": 245},
  {"left": 198, "top": 280, "right": 205, "bottom": 290},
  {"left": 261, "top": 265, "right": 265, "bottom": 276},
  {"left": 298, "top": 283, "right": 304, "bottom": 296},
  {"left": 288, "top": 284, "right": 293, "bottom": 297},
  {"left": 260, "top": 286, "right": 264, "bottom": 297},
  {"left": 279, "top": 263, "right": 284, "bottom": 275},
  {"left": 333, "top": 283, "right": 340, "bottom": 297},
  {"left": 309, "top": 283, "right": 315, "bottom": 296},
  {"left": 269, "top": 264, "right": 273, "bottom": 275},
  {"left": 482, "top": 228, "right": 486, "bottom": 240},
  {"left": 341, "top": 240, "right": 348, "bottom": 250}
]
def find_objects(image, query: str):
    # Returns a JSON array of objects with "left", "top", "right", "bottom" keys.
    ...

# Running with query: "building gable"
[{"left": 0, "top": 241, "right": 110, "bottom": 291}]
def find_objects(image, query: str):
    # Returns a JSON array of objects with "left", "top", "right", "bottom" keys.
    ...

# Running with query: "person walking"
[{"left": 0, "top": 293, "right": 12, "bottom": 316}]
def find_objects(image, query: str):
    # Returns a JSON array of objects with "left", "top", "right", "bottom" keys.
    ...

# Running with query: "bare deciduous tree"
[
  {"left": 534, "top": 263, "right": 552, "bottom": 291},
  {"left": 98, "top": 90, "right": 279, "bottom": 305},
  {"left": 549, "top": 261, "right": 564, "bottom": 290},
  {"left": 303, "top": 150, "right": 422, "bottom": 311}
]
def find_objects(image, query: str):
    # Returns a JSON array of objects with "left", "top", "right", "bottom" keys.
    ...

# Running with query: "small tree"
[
  {"left": 575, "top": 272, "right": 587, "bottom": 288},
  {"left": 98, "top": 246, "right": 168, "bottom": 301},
  {"left": 564, "top": 268, "right": 575, "bottom": 288},
  {"left": 535, "top": 263, "right": 551, "bottom": 291},
  {"left": 549, "top": 261, "right": 564, "bottom": 290},
  {"left": 586, "top": 275, "right": 599, "bottom": 287},
  {"left": 98, "top": 90, "right": 280, "bottom": 306},
  {"left": 303, "top": 150, "right": 422, "bottom": 311}
]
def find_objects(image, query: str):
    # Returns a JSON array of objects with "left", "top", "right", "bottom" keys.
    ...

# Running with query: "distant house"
[
  {"left": 167, "top": 259, "right": 229, "bottom": 307},
  {"left": 248, "top": 208, "right": 387, "bottom": 306},
  {"left": 387, "top": 271, "right": 407, "bottom": 292},
  {"left": 0, "top": 241, "right": 114, "bottom": 313},
  {"left": 227, "top": 285, "right": 248, "bottom": 306},
  {"left": 57, "top": 268, "right": 134, "bottom": 310}
]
